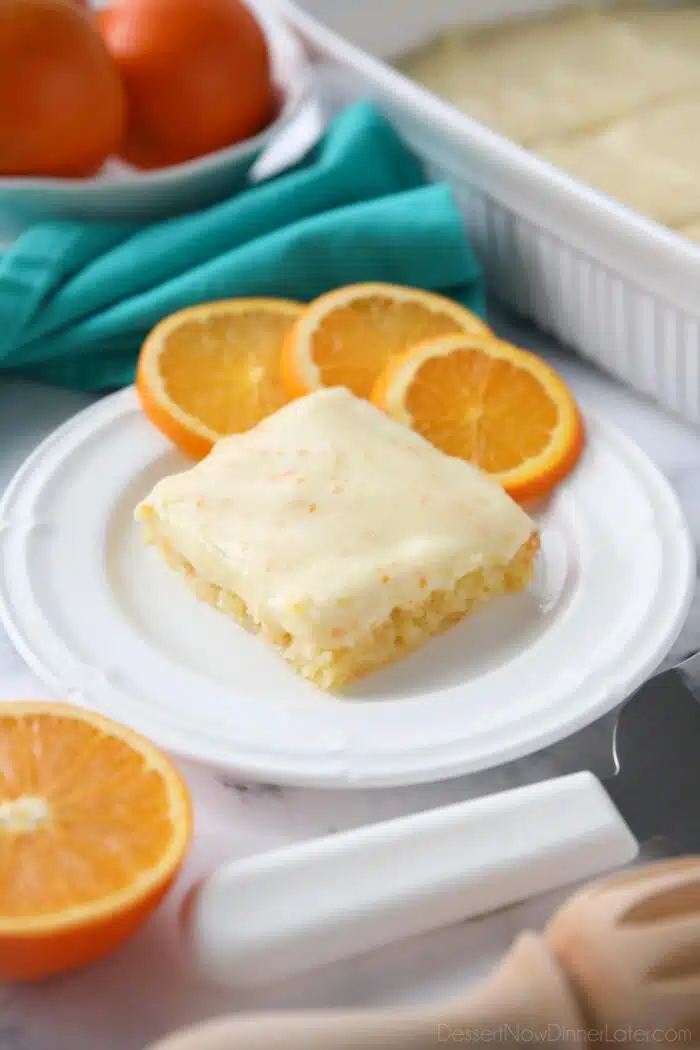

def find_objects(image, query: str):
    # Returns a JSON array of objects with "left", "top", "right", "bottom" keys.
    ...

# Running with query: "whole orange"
[
  {"left": 98, "top": 0, "right": 275, "bottom": 170},
  {"left": 0, "top": 0, "right": 125, "bottom": 178}
]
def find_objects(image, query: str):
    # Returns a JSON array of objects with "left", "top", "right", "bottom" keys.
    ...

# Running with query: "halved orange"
[
  {"left": 137, "top": 298, "right": 304, "bottom": 459},
  {"left": 371, "top": 332, "right": 584, "bottom": 502},
  {"left": 0, "top": 701, "right": 192, "bottom": 980},
  {"left": 280, "top": 282, "right": 490, "bottom": 401}
]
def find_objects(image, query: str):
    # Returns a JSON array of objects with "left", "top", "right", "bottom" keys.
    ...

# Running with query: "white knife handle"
[{"left": 182, "top": 771, "right": 638, "bottom": 988}]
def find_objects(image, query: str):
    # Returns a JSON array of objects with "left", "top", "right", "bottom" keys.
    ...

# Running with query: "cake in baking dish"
[
  {"left": 396, "top": 5, "right": 700, "bottom": 241},
  {"left": 135, "top": 388, "right": 539, "bottom": 691}
]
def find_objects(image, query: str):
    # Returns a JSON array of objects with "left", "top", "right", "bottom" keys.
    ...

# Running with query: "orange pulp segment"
[
  {"left": 280, "top": 282, "right": 490, "bottom": 401},
  {"left": 0, "top": 701, "right": 192, "bottom": 980},
  {"left": 371, "top": 332, "right": 585, "bottom": 502},
  {"left": 137, "top": 298, "right": 304, "bottom": 459}
]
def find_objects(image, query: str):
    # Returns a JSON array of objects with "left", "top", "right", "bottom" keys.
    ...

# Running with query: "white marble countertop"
[{"left": 1, "top": 309, "right": 699, "bottom": 1050}]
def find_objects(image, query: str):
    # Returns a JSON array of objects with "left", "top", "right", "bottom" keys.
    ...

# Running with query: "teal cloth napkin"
[{"left": 0, "top": 102, "right": 485, "bottom": 391}]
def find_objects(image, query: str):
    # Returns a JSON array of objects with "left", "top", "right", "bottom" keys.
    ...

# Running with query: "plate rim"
[{"left": 0, "top": 386, "right": 695, "bottom": 787}]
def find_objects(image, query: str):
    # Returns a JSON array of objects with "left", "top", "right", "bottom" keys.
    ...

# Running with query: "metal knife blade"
[{"left": 604, "top": 650, "right": 700, "bottom": 854}]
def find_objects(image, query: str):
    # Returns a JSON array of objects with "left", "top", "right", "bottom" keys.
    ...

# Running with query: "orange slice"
[
  {"left": 371, "top": 332, "right": 584, "bottom": 502},
  {"left": 137, "top": 298, "right": 304, "bottom": 459},
  {"left": 0, "top": 701, "right": 192, "bottom": 980},
  {"left": 280, "top": 282, "right": 490, "bottom": 401}
]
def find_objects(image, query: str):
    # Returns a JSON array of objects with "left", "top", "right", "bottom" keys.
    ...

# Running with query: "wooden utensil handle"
[{"left": 146, "top": 935, "right": 588, "bottom": 1050}]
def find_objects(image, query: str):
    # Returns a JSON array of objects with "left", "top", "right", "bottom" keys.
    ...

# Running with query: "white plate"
[{"left": 0, "top": 387, "right": 694, "bottom": 787}]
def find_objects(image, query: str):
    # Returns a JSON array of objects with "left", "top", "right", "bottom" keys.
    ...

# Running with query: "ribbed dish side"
[{"left": 434, "top": 167, "right": 700, "bottom": 424}]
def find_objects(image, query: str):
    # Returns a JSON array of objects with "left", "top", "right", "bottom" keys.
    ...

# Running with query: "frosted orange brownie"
[{"left": 135, "top": 388, "right": 539, "bottom": 691}]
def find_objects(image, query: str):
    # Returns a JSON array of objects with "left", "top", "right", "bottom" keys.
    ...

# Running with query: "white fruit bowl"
[{"left": 0, "top": 2, "right": 314, "bottom": 224}]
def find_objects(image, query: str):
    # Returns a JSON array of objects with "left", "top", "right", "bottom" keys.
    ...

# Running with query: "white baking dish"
[{"left": 277, "top": 0, "right": 700, "bottom": 426}]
